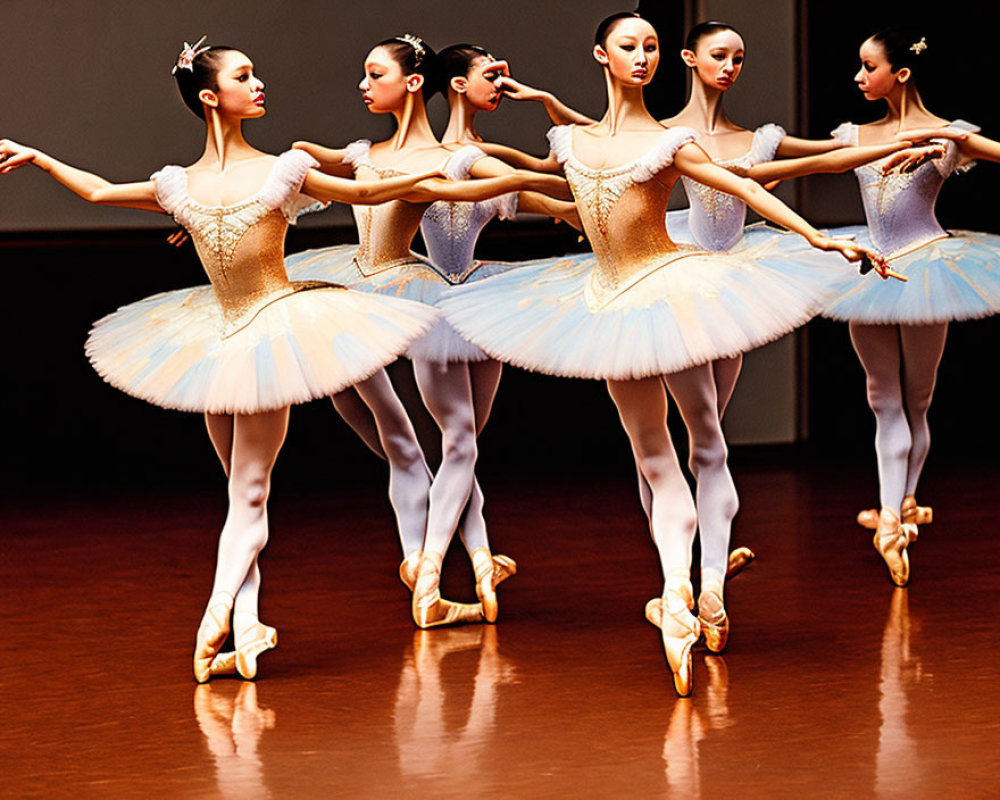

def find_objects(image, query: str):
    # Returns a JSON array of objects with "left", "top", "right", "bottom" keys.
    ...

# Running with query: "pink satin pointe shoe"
[
  {"left": 725, "top": 547, "right": 755, "bottom": 579},
  {"left": 645, "top": 573, "right": 701, "bottom": 697},
  {"left": 873, "top": 508, "right": 912, "bottom": 587},
  {"left": 194, "top": 591, "right": 234, "bottom": 684},
  {"left": 696, "top": 578, "right": 729, "bottom": 654},
  {"left": 234, "top": 617, "right": 278, "bottom": 680},
  {"left": 411, "top": 551, "right": 485, "bottom": 629},
  {"left": 399, "top": 553, "right": 422, "bottom": 591},
  {"left": 858, "top": 495, "right": 932, "bottom": 530},
  {"left": 470, "top": 548, "right": 517, "bottom": 623}
]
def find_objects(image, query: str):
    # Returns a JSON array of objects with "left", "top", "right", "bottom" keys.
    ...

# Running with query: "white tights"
[
  {"left": 849, "top": 322, "right": 948, "bottom": 513},
  {"left": 632, "top": 357, "right": 742, "bottom": 587},
  {"left": 414, "top": 359, "right": 502, "bottom": 557},
  {"left": 608, "top": 377, "right": 698, "bottom": 587},
  {"left": 331, "top": 370, "right": 431, "bottom": 558},
  {"left": 204, "top": 407, "right": 289, "bottom": 626}
]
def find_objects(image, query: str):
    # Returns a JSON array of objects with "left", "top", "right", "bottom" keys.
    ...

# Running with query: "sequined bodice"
[
  {"left": 420, "top": 146, "right": 516, "bottom": 283},
  {"left": 151, "top": 150, "right": 321, "bottom": 326},
  {"left": 345, "top": 140, "right": 431, "bottom": 274},
  {"left": 679, "top": 124, "right": 785, "bottom": 252},
  {"left": 550, "top": 125, "right": 698, "bottom": 304},
  {"left": 184, "top": 200, "right": 290, "bottom": 320},
  {"left": 834, "top": 121, "right": 979, "bottom": 255}
]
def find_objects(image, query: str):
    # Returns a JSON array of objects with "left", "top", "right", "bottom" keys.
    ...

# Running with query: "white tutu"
[
  {"left": 440, "top": 232, "right": 853, "bottom": 380},
  {"left": 285, "top": 245, "right": 521, "bottom": 363},
  {"left": 823, "top": 227, "right": 1000, "bottom": 324},
  {"left": 86, "top": 280, "right": 440, "bottom": 414}
]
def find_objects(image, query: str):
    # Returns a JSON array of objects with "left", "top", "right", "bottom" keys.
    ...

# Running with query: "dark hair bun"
[
  {"left": 173, "top": 45, "right": 237, "bottom": 119},
  {"left": 375, "top": 35, "right": 443, "bottom": 99}
]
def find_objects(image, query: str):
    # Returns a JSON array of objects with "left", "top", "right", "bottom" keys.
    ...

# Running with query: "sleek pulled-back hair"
[
  {"left": 375, "top": 35, "right": 442, "bottom": 99},
  {"left": 684, "top": 21, "right": 743, "bottom": 52},
  {"left": 439, "top": 43, "right": 494, "bottom": 83},
  {"left": 594, "top": 11, "right": 642, "bottom": 47},
  {"left": 173, "top": 45, "right": 239, "bottom": 119},
  {"left": 868, "top": 28, "right": 930, "bottom": 82}
]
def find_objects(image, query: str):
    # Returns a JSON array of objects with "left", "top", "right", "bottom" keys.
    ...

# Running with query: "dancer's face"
[
  {"left": 854, "top": 38, "right": 906, "bottom": 100},
  {"left": 207, "top": 51, "right": 266, "bottom": 119},
  {"left": 595, "top": 18, "right": 660, "bottom": 86},
  {"left": 359, "top": 46, "right": 411, "bottom": 113},
  {"left": 457, "top": 56, "right": 509, "bottom": 111},
  {"left": 684, "top": 30, "right": 744, "bottom": 91}
]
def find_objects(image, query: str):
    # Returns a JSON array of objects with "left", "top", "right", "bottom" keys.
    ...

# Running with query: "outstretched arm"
[
  {"left": 291, "top": 141, "right": 355, "bottom": 177},
  {"left": 467, "top": 154, "right": 577, "bottom": 224},
  {"left": 496, "top": 76, "right": 596, "bottom": 125},
  {"left": 301, "top": 166, "right": 444, "bottom": 205},
  {"left": 672, "top": 142, "right": 890, "bottom": 274},
  {"left": 744, "top": 141, "right": 939, "bottom": 183},
  {"left": 404, "top": 170, "right": 571, "bottom": 204},
  {"left": 774, "top": 135, "right": 845, "bottom": 158},
  {"left": 470, "top": 141, "right": 563, "bottom": 173},
  {"left": 955, "top": 132, "right": 1000, "bottom": 164},
  {"left": 0, "top": 139, "right": 161, "bottom": 212}
]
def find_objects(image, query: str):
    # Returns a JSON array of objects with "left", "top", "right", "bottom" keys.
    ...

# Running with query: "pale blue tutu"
[
  {"left": 285, "top": 244, "right": 523, "bottom": 362},
  {"left": 823, "top": 227, "right": 1000, "bottom": 325},
  {"left": 439, "top": 231, "right": 853, "bottom": 381}
]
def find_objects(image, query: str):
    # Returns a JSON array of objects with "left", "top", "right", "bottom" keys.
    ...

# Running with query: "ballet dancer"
[
  {"left": 285, "top": 34, "right": 573, "bottom": 627},
  {"left": 822, "top": 28, "right": 1000, "bottom": 585},
  {"left": 440, "top": 12, "right": 888, "bottom": 696},
  {"left": 0, "top": 38, "right": 494, "bottom": 682}
]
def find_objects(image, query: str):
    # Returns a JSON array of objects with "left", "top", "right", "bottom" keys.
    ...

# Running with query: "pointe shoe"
[
  {"left": 471, "top": 548, "right": 517, "bottom": 623},
  {"left": 873, "top": 508, "right": 911, "bottom": 587},
  {"left": 412, "top": 552, "right": 485, "bottom": 629},
  {"left": 901, "top": 495, "right": 932, "bottom": 529},
  {"left": 646, "top": 575, "right": 700, "bottom": 697},
  {"left": 399, "top": 553, "right": 421, "bottom": 592},
  {"left": 859, "top": 496, "right": 932, "bottom": 531},
  {"left": 234, "top": 619, "right": 278, "bottom": 680},
  {"left": 194, "top": 591, "right": 235, "bottom": 684},
  {"left": 697, "top": 586, "right": 730, "bottom": 654},
  {"left": 725, "top": 547, "right": 755, "bottom": 580},
  {"left": 208, "top": 651, "right": 238, "bottom": 677}
]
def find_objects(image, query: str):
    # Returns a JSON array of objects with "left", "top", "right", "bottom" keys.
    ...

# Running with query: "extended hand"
[
  {"left": 0, "top": 139, "right": 38, "bottom": 174},
  {"left": 496, "top": 76, "right": 545, "bottom": 103},
  {"left": 816, "top": 236, "right": 905, "bottom": 281},
  {"left": 882, "top": 144, "right": 946, "bottom": 174}
]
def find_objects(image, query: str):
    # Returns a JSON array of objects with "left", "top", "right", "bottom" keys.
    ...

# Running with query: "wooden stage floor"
[{"left": 2, "top": 459, "right": 998, "bottom": 798}]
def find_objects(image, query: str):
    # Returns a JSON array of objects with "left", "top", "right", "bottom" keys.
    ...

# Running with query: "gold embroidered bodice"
[
  {"left": 152, "top": 150, "right": 322, "bottom": 326},
  {"left": 550, "top": 125, "right": 699, "bottom": 303},
  {"left": 344, "top": 140, "right": 430, "bottom": 275}
]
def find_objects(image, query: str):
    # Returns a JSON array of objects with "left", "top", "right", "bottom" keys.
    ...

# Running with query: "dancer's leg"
[
  {"left": 713, "top": 355, "right": 743, "bottom": 420},
  {"left": 664, "top": 363, "right": 740, "bottom": 652},
  {"left": 664, "top": 363, "right": 739, "bottom": 588},
  {"left": 352, "top": 370, "right": 431, "bottom": 559},
  {"left": 411, "top": 360, "right": 490, "bottom": 625},
  {"left": 456, "top": 359, "right": 503, "bottom": 554},
  {"left": 195, "top": 407, "right": 289, "bottom": 682},
  {"left": 205, "top": 413, "right": 234, "bottom": 477},
  {"left": 331, "top": 387, "right": 387, "bottom": 460},
  {"left": 850, "top": 323, "right": 909, "bottom": 514},
  {"left": 606, "top": 378, "right": 697, "bottom": 578},
  {"left": 899, "top": 323, "right": 948, "bottom": 497},
  {"left": 607, "top": 377, "right": 699, "bottom": 696},
  {"left": 413, "top": 360, "right": 478, "bottom": 557}
]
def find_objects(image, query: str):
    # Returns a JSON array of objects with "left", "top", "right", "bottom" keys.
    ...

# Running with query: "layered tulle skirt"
[
  {"left": 439, "top": 229, "right": 852, "bottom": 380},
  {"left": 822, "top": 227, "right": 1000, "bottom": 324},
  {"left": 285, "top": 244, "right": 520, "bottom": 363},
  {"left": 86, "top": 279, "right": 439, "bottom": 414}
]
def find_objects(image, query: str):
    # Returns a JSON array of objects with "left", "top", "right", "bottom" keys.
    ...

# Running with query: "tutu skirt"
[
  {"left": 822, "top": 227, "right": 1000, "bottom": 325},
  {"left": 439, "top": 231, "right": 852, "bottom": 380},
  {"left": 86, "top": 279, "right": 440, "bottom": 414},
  {"left": 285, "top": 244, "right": 521, "bottom": 363}
]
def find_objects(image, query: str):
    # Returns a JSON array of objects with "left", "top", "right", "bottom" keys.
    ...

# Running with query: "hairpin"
[
  {"left": 172, "top": 36, "right": 210, "bottom": 74},
  {"left": 396, "top": 33, "right": 426, "bottom": 66},
  {"left": 909, "top": 37, "right": 927, "bottom": 55}
]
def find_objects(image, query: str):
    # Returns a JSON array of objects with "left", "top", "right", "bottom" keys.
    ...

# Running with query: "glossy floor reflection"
[{"left": 3, "top": 461, "right": 998, "bottom": 798}]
